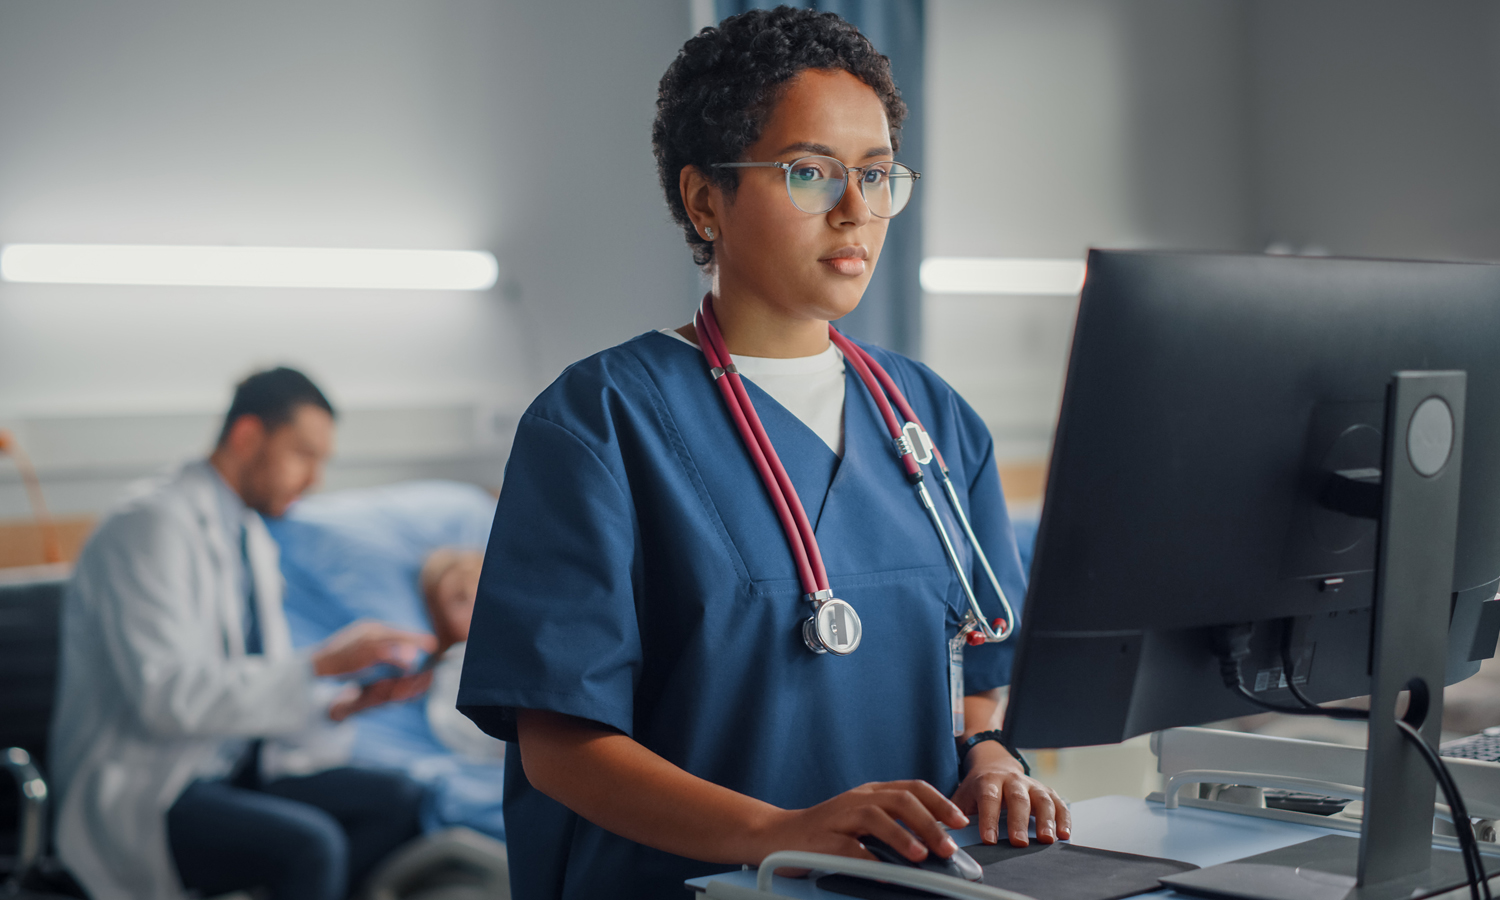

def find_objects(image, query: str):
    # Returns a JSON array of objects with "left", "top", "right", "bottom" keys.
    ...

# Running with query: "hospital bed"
[{"left": 266, "top": 479, "right": 507, "bottom": 841}]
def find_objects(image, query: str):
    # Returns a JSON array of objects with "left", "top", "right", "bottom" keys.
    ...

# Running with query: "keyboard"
[{"left": 1440, "top": 727, "right": 1500, "bottom": 762}]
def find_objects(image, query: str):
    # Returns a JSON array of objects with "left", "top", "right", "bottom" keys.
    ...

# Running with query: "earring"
[{"left": 704, "top": 226, "right": 715, "bottom": 240}]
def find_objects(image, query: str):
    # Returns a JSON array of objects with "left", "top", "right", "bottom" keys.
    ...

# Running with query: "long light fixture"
[
  {"left": 0, "top": 244, "right": 499, "bottom": 291},
  {"left": 921, "top": 257, "right": 1086, "bottom": 296}
]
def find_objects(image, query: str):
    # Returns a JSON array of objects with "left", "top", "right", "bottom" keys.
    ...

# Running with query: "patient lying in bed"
[
  {"left": 266, "top": 480, "right": 507, "bottom": 841},
  {"left": 420, "top": 548, "right": 505, "bottom": 763}
]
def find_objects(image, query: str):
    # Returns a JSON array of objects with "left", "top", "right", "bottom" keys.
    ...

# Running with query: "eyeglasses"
[{"left": 712, "top": 156, "right": 921, "bottom": 218}]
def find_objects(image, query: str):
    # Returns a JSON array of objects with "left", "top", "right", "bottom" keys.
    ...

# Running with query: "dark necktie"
[
  {"left": 230, "top": 518, "right": 265, "bottom": 790},
  {"left": 240, "top": 522, "right": 262, "bottom": 656}
]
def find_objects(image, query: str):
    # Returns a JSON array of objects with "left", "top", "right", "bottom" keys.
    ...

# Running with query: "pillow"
[
  {"left": 268, "top": 480, "right": 496, "bottom": 646},
  {"left": 265, "top": 479, "right": 506, "bottom": 841}
]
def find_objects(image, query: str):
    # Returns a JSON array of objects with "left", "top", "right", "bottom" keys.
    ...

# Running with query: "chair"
[{"left": 0, "top": 574, "right": 84, "bottom": 898}]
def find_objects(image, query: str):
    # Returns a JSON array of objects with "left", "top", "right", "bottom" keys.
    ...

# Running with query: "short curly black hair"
[{"left": 652, "top": 6, "right": 908, "bottom": 268}]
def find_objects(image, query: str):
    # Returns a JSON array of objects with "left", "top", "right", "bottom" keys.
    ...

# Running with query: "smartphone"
[{"left": 352, "top": 651, "right": 432, "bottom": 687}]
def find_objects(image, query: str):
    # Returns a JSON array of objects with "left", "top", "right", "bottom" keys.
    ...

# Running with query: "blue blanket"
[{"left": 267, "top": 480, "right": 505, "bottom": 840}]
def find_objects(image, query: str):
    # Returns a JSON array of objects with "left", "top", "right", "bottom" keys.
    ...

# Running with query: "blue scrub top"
[{"left": 458, "top": 331, "right": 1026, "bottom": 900}]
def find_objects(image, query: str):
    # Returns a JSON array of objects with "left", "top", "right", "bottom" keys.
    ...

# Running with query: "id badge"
[{"left": 949, "top": 633, "right": 966, "bottom": 737}]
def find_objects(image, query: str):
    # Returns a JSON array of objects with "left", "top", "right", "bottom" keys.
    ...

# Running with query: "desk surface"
[{"left": 688, "top": 794, "right": 1351, "bottom": 898}]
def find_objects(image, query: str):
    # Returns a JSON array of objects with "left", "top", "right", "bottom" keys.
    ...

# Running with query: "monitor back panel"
[{"left": 1004, "top": 250, "right": 1500, "bottom": 749}]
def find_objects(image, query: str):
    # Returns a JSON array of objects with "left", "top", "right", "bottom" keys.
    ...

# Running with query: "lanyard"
[{"left": 693, "top": 295, "right": 1016, "bottom": 659}]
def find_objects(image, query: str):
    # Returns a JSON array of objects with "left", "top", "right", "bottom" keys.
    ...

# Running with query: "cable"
[
  {"left": 1214, "top": 625, "right": 1349, "bottom": 718},
  {"left": 1395, "top": 718, "right": 1491, "bottom": 900},
  {"left": 1268, "top": 638, "right": 1368, "bottom": 721},
  {"left": 1215, "top": 625, "right": 1490, "bottom": 900},
  {"left": 1274, "top": 640, "right": 1490, "bottom": 900},
  {"left": 1280, "top": 636, "right": 1346, "bottom": 716},
  {"left": 1231, "top": 680, "right": 1368, "bottom": 720}
]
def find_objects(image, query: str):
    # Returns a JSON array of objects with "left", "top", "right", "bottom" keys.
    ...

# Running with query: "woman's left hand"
[{"left": 950, "top": 741, "right": 1071, "bottom": 846}]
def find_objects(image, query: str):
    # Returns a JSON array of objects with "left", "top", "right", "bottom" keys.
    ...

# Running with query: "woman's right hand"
[
  {"left": 747, "top": 780, "right": 971, "bottom": 867},
  {"left": 516, "top": 710, "right": 970, "bottom": 870}
]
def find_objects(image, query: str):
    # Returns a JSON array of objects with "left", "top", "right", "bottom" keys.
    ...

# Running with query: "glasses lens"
[
  {"left": 785, "top": 156, "right": 846, "bottom": 214},
  {"left": 862, "top": 162, "right": 915, "bottom": 218}
]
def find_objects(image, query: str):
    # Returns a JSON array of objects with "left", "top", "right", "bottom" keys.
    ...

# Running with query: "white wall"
[
  {"left": 923, "top": 0, "right": 1500, "bottom": 477},
  {"left": 1246, "top": 2, "right": 1500, "bottom": 260},
  {"left": 0, "top": 1, "right": 701, "bottom": 519},
  {"left": 13, "top": 0, "right": 1500, "bottom": 523},
  {"left": 922, "top": 0, "right": 1252, "bottom": 469}
]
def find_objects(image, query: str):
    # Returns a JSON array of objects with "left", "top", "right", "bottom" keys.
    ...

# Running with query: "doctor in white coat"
[{"left": 50, "top": 367, "right": 437, "bottom": 900}]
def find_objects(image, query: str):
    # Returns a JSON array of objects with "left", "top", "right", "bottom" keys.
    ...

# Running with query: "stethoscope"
[{"left": 693, "top": 294, "right": 1017, "bottom": 659}]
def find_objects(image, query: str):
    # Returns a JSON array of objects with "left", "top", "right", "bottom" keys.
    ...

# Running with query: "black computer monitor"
[
  {"left": 1004, "top": 250, "right": 1500, "bottom": 750},
  {"left": 1001, "top": 249, "right": 1500, "bottom": 899}
]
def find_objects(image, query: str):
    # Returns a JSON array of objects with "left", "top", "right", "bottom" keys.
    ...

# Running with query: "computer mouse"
[{"left": 858, "top": 834, "right": 984, "bottom": 883}]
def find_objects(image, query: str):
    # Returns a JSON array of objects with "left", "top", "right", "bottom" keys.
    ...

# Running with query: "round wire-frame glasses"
[{"left": 712, "top": 155, "right": 921, "bottom": 218}]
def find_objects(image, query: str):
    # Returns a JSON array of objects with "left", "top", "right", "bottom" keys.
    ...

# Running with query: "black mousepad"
[{"left": 817, "top": 842, "right": 1199, "bottom": 900}]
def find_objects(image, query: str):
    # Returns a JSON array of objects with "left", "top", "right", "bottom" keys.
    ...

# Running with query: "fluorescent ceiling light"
[
  {"left": 0, "top": 244, "right": 499, "bottom": 291},
  {"left": 921, "top": 257, "right": 1086, "bottom": 296}
]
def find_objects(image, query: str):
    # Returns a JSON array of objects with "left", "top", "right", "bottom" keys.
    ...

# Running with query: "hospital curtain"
[{"left": 714, "top": 0, "right": 925, "bottom": 357}]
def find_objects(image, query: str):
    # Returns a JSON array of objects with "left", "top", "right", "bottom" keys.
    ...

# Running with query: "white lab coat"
[{"left": 49, "top": 460, "right": 324, "bottom": 900}]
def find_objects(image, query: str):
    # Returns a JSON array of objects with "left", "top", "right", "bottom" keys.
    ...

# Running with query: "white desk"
[{"left": 687, "top": 794, "right": 1357, "bottom": 898}]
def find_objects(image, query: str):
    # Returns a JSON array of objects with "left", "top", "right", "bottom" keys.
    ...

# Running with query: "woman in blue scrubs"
[{"left": 457, "top": 8, "right": 1069, "bottom": 899}]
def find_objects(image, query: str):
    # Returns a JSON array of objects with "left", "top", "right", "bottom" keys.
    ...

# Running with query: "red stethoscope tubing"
[
  {"left": 831, "top": 329, "right": 950, "bottom": 474},
  {"left": 694, "top": 293, "right": 1014, "bottom": 643},
  {"left": 828, "top": 330, "right": 926, "bottom": 472},
  {"left": 695, "top": 298, "right": 829, "bottom": 597}
]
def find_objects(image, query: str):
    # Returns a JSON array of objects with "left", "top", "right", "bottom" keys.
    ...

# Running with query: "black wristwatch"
[{"left": 957, "top": 729, "right": 1030, "bottom": 776}]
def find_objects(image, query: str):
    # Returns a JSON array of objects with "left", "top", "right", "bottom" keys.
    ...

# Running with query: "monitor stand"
[{"left": 1163, "top": 371, "right": 1478, "bottom": 900}]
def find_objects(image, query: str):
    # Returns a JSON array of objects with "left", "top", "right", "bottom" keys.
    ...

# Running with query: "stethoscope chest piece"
[{"left": 803, "top": 594, "right": 862, "bottom": 656}]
